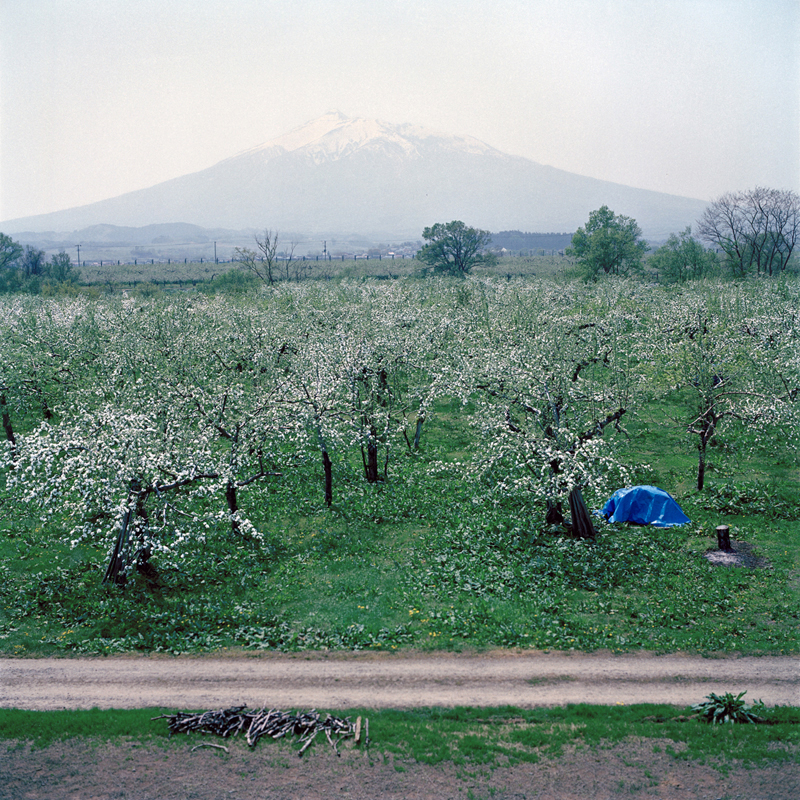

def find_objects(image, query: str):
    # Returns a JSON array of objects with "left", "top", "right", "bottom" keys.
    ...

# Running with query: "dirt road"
[{"left": 2, "top": 650, "right": 798, "bottom": 710}]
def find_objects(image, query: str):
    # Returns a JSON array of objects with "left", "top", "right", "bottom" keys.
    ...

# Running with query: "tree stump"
[{"left": 716, "top": 525, "right": 732, "bottom": 552}]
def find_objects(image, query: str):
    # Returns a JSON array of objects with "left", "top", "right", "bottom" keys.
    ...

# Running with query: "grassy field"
[
  {"left": 1, "top": 411, "right": 797, "bottom": 656},
  {"left": 1, "top": 395, "right": 797, "bottom": 658},
  {"left": 75, "top": 253, "right": 571, "bottom": 288},
  {"left": 0, "top": 276, "right": 798, "bottom": 658}
]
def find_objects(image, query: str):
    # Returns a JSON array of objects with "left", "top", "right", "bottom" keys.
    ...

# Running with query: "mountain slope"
[{"left": 2, "top": 111, "right": 707, "bottom": 238}]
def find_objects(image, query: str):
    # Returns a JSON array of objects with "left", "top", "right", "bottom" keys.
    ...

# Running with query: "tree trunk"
[
  {"left": 413, "top": 415, "right": 424, "bottom": 450},
  {"left": 322, "top": 450, "right": 332, "bottom": 507},
  {"left": 316, "top": 428, "right": 333, "bottom": 507},
  {"left": 226, "top": 479, "right": 241, "bottom": 535},
  {"left": 362, "top": 425, "right": 381, "bottom": 483},
  {"left": 697, "top": 425, "right": 714, "bottom": 491},
  {"left": 134, "top": 487, "right": 150, "bottom": 530},
  {"left": 103, "top": 507, "right": 133, "bottom": 585},
  {"left": 131, "top": 487, "right": 154, "bottom": 573},
  {"left": 697, "top": 442, "right": 706, "bottom": 491},
  {"left": 545, "top": 499, "right": 565, "bottom": 526},
  {"left": 104, "top": 481, "right": 154, "bottom": 586},
  {"left": 0, "top": 392, "right": 15, "bottom": 455},
  {"left": 695, "top": 411, "right": 717, "bottom": 492},
  {"left": 360, "top": 367, "right": 389, "bottom": 480}
]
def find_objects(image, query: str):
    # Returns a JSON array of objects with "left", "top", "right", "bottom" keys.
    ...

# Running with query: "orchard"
[{"left": 0, "top": 277, "right": 798, "bottom": 655}]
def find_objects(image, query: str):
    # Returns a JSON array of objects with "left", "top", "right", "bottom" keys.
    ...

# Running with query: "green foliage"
[
  {"left": 691, "top": 691, "right": 763, "bottom": 724},
  {"left": 700, "top": 480, "right": 800, "bottom": 520},
  {"left": 566, "top": 205, "right": 648, "bottom": 280},
  {"left": 650, "top": 227, "right": 718, "bottom": 283},
  {"left": 0, "top": 240, "right": 81, "bottom": 294},
  {"left": 0, "top": 232, "right": 23, "bottom": 270},
  {"left": 416, "top": 221, "right": 497, "bottom": 276},
  {"left": 46, "top": 251, "right": 80, "bottom": 284},
  {"left": 0, "top": 264, "right": 25, "bottom": 293},
  {"left": 19, "top": 245, "right": 47, "bottom": 277},
  {"left": 201, "top": 267, "right": 260, "bottom": 294}
]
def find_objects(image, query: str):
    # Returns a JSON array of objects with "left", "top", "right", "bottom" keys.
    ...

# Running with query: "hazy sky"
[{"left": 1, "top": 0, "right": 798, "bottom": 222}]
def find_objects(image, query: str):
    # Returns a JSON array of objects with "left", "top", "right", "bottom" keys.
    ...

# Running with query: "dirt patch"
[
  {"left": 2, "top": 737, "right": 797, "bottom": 800},
  {"left": 703, "top": 540, "right": 770, "bottom": 569}
]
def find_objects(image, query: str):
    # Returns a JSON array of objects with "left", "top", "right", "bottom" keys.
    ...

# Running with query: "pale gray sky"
[{"left": 1, "top": 0, "right": 798, "bottom": 222}]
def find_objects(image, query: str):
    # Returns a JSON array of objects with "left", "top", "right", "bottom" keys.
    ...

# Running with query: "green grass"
[
  {"left": 1, "top": 705, "right": 797, "bottom": 770},
  {"left": 1, "top": 389, "right": 798, "bottom": 657},
  {"left": 0, "top": 708, "right": 173, "bottom": 747}
]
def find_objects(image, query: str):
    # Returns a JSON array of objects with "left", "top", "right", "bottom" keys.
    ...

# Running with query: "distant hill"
[
  {"left": 2, "top": 111, "right": 707, "bottom": 240},
  {"left": 11, "top": 222, "right": 213, "bottom": 247}
]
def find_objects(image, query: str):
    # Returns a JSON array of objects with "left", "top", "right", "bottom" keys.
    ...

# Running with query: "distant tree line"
[
  {"left": 563, "top": 187, "right": 799, "bottom": 282},
  {"left": 490, "top": 231, "right": 574, "bottom": 251},
  {"left": 0, "top": 233, "right": 81, "bottom": 294},
  {"left": 3, "top": 185, "right": 797, "bottom": 296}
]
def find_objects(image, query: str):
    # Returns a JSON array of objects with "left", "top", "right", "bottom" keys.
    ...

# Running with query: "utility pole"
[
  {"left": 323, "top": 240, "right": 327, "bottom": 259},
  {"left": 76, "top": 244, "right": 81, "bottom": 268},
  {"left": 214, "top": 241, "right": 217, "bottom": 264}
]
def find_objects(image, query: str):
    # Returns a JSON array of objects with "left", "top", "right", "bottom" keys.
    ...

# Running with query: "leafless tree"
[
  {"left": 282, "top": 241, "right": 303, "bottom": 282},
  {"left": 234, "top": 229, "right": 282, "bottom": 285},
  {"left": 234, "top": 230, "right": 306, "bottom": 284},
  {"left": 697, "top": 187, "right": 800, "bottom": 277}
]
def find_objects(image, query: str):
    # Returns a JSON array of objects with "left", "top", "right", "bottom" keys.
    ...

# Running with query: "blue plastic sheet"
[{"left": 599, "top": 485, "right": 690, "bottom": 527}]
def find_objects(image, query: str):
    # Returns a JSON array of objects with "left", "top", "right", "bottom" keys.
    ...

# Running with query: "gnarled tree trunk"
[{"left": 226, "top": 479, "right": 241, "bottom": 535}]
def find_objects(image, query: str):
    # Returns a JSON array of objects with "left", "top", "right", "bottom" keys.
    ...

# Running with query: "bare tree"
[
  {"left": 234, "top": 229, "right": 282, "bottom": 285},
  {"left": 282, "top": 241, "right": 303, "bottom": 282},
  {"left": 697, "top": 187, "right": 800, "bottom": 277}
]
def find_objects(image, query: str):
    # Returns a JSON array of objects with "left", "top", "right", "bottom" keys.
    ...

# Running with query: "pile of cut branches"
[{"left": 153, "top": 706, "right": 367, "bottom": 755}]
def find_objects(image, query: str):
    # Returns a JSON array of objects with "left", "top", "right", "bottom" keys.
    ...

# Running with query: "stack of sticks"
[{"left": 152, "top": 706, "right": 367, "bottom": 756}]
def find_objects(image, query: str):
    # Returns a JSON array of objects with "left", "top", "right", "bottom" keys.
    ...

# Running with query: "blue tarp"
[{"left": 599, "top": 485, "right": 690, "bottom": 527}]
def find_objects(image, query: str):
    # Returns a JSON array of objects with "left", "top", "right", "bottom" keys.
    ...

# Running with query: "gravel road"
[{"left": 3, "top": 651, "right": 798, "bottom": 710}]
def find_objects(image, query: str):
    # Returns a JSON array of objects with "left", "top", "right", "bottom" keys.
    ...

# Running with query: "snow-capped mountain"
[
  {"left": 2, "top": 111, "right": 706, "bottom": 238},
  {"left": 233, "top": 111, "right": 503, "bottom": 165}
]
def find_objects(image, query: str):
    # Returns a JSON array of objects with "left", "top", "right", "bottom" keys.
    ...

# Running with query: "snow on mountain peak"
[
  {"left": 267, "top": 110, "right": 353, "bottom": 153},
  {"left": 239, "top": 112, "right": 502, "bottom": 164}
]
